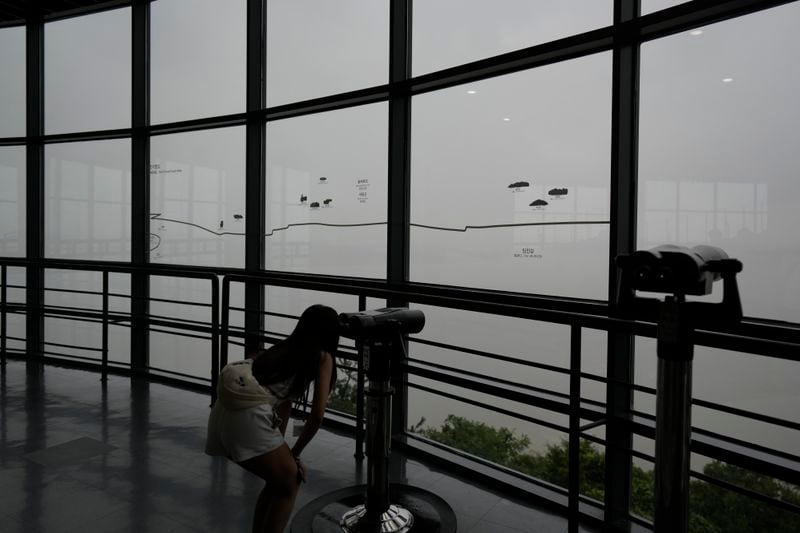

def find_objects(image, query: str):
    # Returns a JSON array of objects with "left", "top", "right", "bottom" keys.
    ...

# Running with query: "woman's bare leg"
[
  {"left": 239, "top": 443, "right": 300, "bottom": 533},
  {"left": 251, "top": 484, "right": 272, "bottom": 533}
]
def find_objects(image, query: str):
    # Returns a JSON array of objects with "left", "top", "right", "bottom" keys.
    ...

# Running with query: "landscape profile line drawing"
[
  {"left": 410, "top": 220, "right": 608, "bottom": 232},
  {"left": 146, "top": 213, "right": 609, "bottom": 248}
]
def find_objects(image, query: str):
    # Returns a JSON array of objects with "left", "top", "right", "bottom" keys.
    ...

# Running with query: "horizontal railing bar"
[
  {"left": 147, "top": 313, "right": 211, "bottom": 328},
  {"left": 42, "top": 340, "right": 102, "bottom": 352},
  {"left": 690, "top": 469, "right": 800, "bottom": 516},
  {"left": 580, "top": 419, "right": 608, "bottom": 432},
  {"left": 41, "top": 350, "right": 103, "bottom": 363},
  {"left": 401, "top": 432, "right": 570, "bottom": 498},
  {"left": 43, "top": 286, "right": 106, "bottom": 297},
  {"left": 405, "top": 361, "right": 606, "bottom": 423},
  {"left": 149, "top": 327, "right": 212, "bottom": 342},
  {"left": 144, "top": 365, "right": 212, "bottom": 383},
  {"left": 410, "top": 337, "right": 572, "bottom": 376},
  {"left": 41, "top": 307, "right": 129, "bottom": 324},
  {"left": 628, "top": 415, "right": 800, "bottom": 486},
  {"left": 43, "top": 302, "right": 102, "bottom": 313},
  {"left": 149, "top": 296, "right": 213, "bottom": 308},
  {"left": 407, "top": 356, "right": 571, "bottom": 401},
  {"left": 692, "top": 398, "right": 800, "bottom": 433},
  {"left": 578, "top": 371, "right": 608, "bottom": 384},
  {"left": 407, "top": 380, "right": 568, "bottom": 434}
]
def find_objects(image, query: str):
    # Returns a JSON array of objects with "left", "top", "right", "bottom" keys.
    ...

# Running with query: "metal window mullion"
[
  {"left": 605, "top": 1, "right": 640, "bottom": 530},
  {"left": 130, "top": 0, "right": 150, "bottom": 371},
  {"left": 388, "top": 0, "right": 412, "bottom": 437},
  {"left": 244, "top": 0, "right": 266, "bottom": 356},
  {"left": 25, "top": 6, "right": 45, "bottom": 363}
]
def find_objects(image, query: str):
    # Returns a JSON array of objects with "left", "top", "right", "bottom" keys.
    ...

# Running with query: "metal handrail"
[
  {"left": 3, "top": 258, "right": 799, "bottom": 524},
  {"left": 0, "top": 259, "right": 219, "bottom": 391}
]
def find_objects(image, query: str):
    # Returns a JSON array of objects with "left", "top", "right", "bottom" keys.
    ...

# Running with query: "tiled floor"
[{"left": 0, "top": 360, "right": 597, "bottom": 532}]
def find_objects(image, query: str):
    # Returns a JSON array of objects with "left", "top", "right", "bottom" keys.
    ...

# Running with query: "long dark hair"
[{"left": 252, "top": 304, "right": 339, "bottom": 400}]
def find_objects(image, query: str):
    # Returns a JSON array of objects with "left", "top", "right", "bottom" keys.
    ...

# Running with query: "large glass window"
[
  {"left": 635, "top": 337, "right": 799, "bottom": 457},
  {"left": 265, "top": 104, "right": 388, "bottom": 278},
  {"left": 411, "top": 53, "right": 612, "bottom": 299},
  {"left": 45, "top": 8, "right": 131, "bottom": 134},
  {"left": 150, "top": 127, "right": 246, "bottom": 269},
  {"left": 151, "top": 0, "right": 246, "bottom": 124},
  {"left": 266, "top": 0, "right": 389, "bottom": 107},
  {"left": 149, "top": 275, "right": 218, "bottom": 379},
  {"left": 0, "top": 26, "right": 25, "bottom": 137},
  {"left": 642, "top": 1, "right": 688, "bottom": 15},
  {"left": 0, "top": 147, "right": 25, "bottom": 257},
  {"left": 638, "top": 3, "right": 800, "bottom": 323},
  {"left": 3, "top": 267, "right": 26, "bottom": 353},
  {"left": 44, "top": 140, "right": 131, "bottom": 261},
  {"left": 43, "top": 270, "right": 131, "bottom": 366},
  {"left": 413, "top": 1, "right": 612, "bottom": 75}
]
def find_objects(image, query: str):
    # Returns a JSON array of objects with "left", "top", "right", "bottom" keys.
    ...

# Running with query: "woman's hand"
[{"left": 295, "top": 456, "right": 307, "bottom": 483}]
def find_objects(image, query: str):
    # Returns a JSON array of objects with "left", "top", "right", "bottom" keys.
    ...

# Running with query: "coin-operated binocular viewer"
[
  {"left": 338, "top": 308, "right": 425, "bottom": 532},
  {"left": 291, "top": 307, "right": 456, "bottom": 533},
  {"left": 616, "top": 245, "right": 743, "bottom": 533}
]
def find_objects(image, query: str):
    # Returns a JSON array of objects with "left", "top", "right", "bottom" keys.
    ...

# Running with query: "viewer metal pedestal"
[
  {"left": 617, "top": 245, "right": 743, "bottom": 533},
  {"left": 291, "top": 308, "right": 456, "bottom": 533}
]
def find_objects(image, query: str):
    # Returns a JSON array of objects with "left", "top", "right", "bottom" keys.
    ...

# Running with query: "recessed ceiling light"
[
  {"left": 722, "top": 78, "right": 733, "bottom": 83},
  {"left": 690, "top": 30, "right": 703, "bottom": 36},
  {"left": 467, "top": 90, "right": 477, "bottom": 94}
]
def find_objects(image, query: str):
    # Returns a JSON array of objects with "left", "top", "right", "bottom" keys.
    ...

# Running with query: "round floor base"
[{"left": 290, "top": 483, "right": 457, "bottom": 533}]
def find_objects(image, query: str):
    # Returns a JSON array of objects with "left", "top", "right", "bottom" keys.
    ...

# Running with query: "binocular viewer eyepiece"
[
  {"left": 338, "top": 307, "right": 425, "bottom": 339},
  {"left": 616, "top": 244, "right": 742, "bottom": 296}
]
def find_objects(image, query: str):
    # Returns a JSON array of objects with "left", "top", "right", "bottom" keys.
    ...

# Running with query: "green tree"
[
  {"left": 411, "top": 414, "right": 800, "bottom": 533},
  {"left": 327, "top": 358, "right": 358, "bottom": 414},
  {"left": 412, "top": 414, "right": 530, "bottom": 466},
  {"left": 690, "top": 461, "right": 800, "bottom": 533}
]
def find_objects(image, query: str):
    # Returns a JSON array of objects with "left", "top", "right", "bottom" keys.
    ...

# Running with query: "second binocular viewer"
[{"left": 339, "top": 307, "right": 425, "bottom": 340}]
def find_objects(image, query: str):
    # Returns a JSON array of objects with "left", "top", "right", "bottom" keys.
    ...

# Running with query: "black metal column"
[
  {"left": 605, "top": 1, "right": 640, "bottom": 530},
  {"left": 387, "top": 0, "right": 412, "bottom": 439},
  {"left": 130, "top": 0, "right": 150, "bottom": 371},
  {"left": 25, "top": 6, "right": 45, "bottom": 364},
  {"left": 244, "top": 0, "right": 266, "bottom": 355}
]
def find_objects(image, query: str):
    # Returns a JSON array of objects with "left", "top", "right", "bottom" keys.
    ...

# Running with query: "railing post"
[
  {"left": 101, "top": 270, "right": 109, "bottom": 381},
  {"left": 355, "top": 294, "right": 367, "bottom": 460},
  {"left": 1, "top": 264, "right": 6, "bottom": 366},
  {"left": 211, "top": 275, "right": 220, "bottom": 406},
  {"left": 219, "top": 276, "right": 231, "bottom": 373},
  {"left": 569, "top": 325, "right": 583, "bottom": 533}
]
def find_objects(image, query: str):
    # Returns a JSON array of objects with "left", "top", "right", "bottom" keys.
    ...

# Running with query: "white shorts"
[{"left": 205, "top": 401, "right": 285, "bottom": 463}]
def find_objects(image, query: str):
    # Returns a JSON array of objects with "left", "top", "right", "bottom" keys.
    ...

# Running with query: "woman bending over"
[{"left": 206, "top": 304, "right": 339, "bottom": 532}]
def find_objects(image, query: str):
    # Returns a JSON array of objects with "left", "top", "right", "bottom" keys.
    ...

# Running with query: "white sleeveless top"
[{"left": 217, "top": 359, "right": 294, "bottom": 410}]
